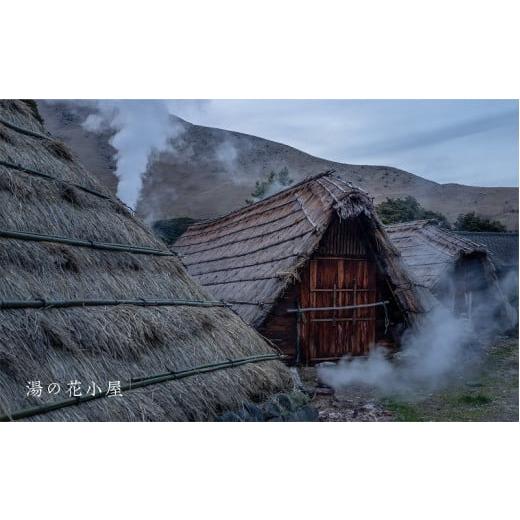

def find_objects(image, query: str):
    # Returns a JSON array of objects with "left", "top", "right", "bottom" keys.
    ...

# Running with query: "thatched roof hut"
[
  {"left": 386, "top": 220, "right": 515, "bottom": 327},
  {"left": 173, "top": 172, "right": 429, "bottom": 364},
  {"left": 0, "top": 100, "right": 291, "bottom": 421},
  {"left": 454, "top": 231, "right": 518, "bottom": 274}
]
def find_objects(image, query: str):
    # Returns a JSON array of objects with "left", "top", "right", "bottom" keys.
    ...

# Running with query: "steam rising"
[
  {"left": 318, "top": 307, "right": 473, "bottom": 395},
  {"left": 82, "top": 101, "right": 184, "bottom": 209},
  {"left": 318, "top": 280, "right": 516, "bottom": 397}
]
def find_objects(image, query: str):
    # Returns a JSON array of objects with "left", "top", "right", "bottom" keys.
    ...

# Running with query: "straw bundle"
[{"left": 0, "top": 100, "right": 291, "bottom": 421}]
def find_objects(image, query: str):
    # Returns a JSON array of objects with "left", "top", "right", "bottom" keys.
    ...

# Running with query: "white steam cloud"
[
  {"left": 82, "top": 100, "right": 184, "bottom": 209},
  {"left": 215, "top": 140, "right": 239, "bottom": 171},
  {"left": 318, "top": 277, "right": 516, "bottom": 397},
  {"left": 318, "top": 306, "right": 473, "bottom": 396}
]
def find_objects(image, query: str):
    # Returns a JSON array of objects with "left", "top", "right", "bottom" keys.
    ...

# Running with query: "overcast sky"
[{"left": 172, "top": 100, "right": 518, "bottom": 187}]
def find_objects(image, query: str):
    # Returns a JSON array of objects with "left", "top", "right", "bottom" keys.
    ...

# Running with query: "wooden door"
[{"left": 299, "top": 257, "right": 376, "bottom": 363}]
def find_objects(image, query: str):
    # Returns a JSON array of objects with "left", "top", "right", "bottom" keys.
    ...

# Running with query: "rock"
[
  {"left": 276, "top": 394, "right": 296, "bottom": 412},
  {"left": 216, "top": 411, "right": 242, "bottom": 422},
  {"left": 290, "top": 390, "right": 310, "bottom": 408},
  {"left": 284, "top": 405, "right": 319, "bottom": 422},
  {"left": 243, "top": 403, "right": 264, "bottom": 421},
  {"left": 263, "top": 401, "right": 283, "bottom": 419}
]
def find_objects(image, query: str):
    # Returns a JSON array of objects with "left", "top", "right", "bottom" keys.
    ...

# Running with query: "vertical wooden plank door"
[{"left": 299, "top": 257, "right": 376, "bottom": 363}]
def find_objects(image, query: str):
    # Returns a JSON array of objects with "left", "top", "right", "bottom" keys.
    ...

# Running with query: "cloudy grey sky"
[{"left": 172, "top": 100, "right": 519, "bottom": 187}]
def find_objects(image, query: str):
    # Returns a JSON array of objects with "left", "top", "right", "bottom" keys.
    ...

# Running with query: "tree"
[
  {"left": 454, "top": 212, "right": 506, "bottom": 232},
  {"left": 152, "top": 217, "right": 198, "bottom": 245},
  {"left": 376, "top": 195, "right": 450, "bottom": 227},
  {"left": 246, "top": 167, "right": 294, "bottom": 204}
]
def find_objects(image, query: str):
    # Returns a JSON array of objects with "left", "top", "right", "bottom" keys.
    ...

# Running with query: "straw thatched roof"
[
  {"left": 386, "top": 220, "right": 518, "bottom": 328},
  {"left": 0, "top": 100, "right": 291, "bottom": 421},
  {"left": 454, "top": 231, "right": 519, "bottom": 272},
  {"left": 173, "top": 172, "right": 429, "bottom": 328},
  {"left": 385, "top": 220, "right": 494, "bottom": 290}
]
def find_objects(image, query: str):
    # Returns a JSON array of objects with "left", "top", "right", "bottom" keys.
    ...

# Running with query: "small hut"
[
  {"left": 454, "top": 230, "right": 518, "bottom": 277},
  {"left": 173, "top": 172, "right": 428, "bottom": 364},
  {"left": 386, "top": 220, "right": 514, "bottom": 327},
  {"left": 0, "top": 100, "right": 291, "bottom": 421},
  {"left": 454, "top": 230, "right": 519, "bottom": 311}
]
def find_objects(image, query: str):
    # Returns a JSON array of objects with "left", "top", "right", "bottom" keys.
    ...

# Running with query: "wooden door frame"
[{"left": 298, "top": 256, "right": 377, "bottom": 364}]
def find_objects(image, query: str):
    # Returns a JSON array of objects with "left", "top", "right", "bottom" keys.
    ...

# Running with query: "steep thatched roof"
[
  {"left": 385, "top": 220, "right": 491, "bottom": 289},
  {"left": 454, "top": 231, "right": 519, "bottom": 271},
  {"left": 173, "top": 172, "right": 429, "bottom": 328},
  {"left": 386, "top": 220, "right": 516, "bottom": 327},
  {"left": 0, "top": 100, "right": 291, "bottom": 421}
]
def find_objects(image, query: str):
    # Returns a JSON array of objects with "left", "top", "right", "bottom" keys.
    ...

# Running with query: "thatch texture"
[
  {"left": 0, "top": 100, "right": 291, "bottom": 421},
  {"left": 454, "top": 231, "right": 519, "bottom": 272},
  {"left": 386, "top": 220, "right": 491, "bottom": 289},
  {"left": 386, "top": 220, "right": 515, "bottom": 324},
  {"left": 173, "top": 172, "right": 430, "bottom": 328}
]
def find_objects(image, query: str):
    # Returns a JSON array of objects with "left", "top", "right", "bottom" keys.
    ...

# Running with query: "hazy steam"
[
  {"left": 318, "top": 276, "right": 516, "bottom": 397},
  {"left": 81, "top": 100, "right": 184, "bottom": 209},
  {"left": 215, "top": 140, "right": 239, "bottom": 171},
  {"left": 318, "top": 306, "right": 473, "bottom": 396}
]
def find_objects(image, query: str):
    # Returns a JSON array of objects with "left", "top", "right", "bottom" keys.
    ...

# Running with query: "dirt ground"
[{"left": 300, "top": 336, "right": 518, "bottom": 422}]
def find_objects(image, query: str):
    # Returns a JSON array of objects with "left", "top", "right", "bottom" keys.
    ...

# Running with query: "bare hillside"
[{"left": 38, "top": 101, "right": 518, "bottom": 230}]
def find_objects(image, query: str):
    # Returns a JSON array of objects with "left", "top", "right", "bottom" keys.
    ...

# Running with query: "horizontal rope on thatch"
[
  {"left": 0, "top": 353, "right": 282, "bottom": 422},
  {"left": 0, "top": 159, "right": 112, "bottom": 201},
  {"left": 189, "top": 253, "right": 303, "bottom": 277},
  {"left": 0, "top": 228, "right": 176, "bottom": 257},
  {"left": 182, "top": 198, "right": 299, "bottom": 239},
  {"left": 0, "top": 298, "right": 228, "bottom": 311},
  {"left": 174, "top": 207, "right": 304, "bottom": 248},
  {"left": 203, "top": 276, "right": 281, "bottom": 286},
  {"left": 0, "top": 115, "right": 52, "bottom": 140},
  {"left": 175, "top": 215, "right": 310, "bottom": 256},
  {"left": 183, "top": 229, "right": 314, "bottom": 267}
]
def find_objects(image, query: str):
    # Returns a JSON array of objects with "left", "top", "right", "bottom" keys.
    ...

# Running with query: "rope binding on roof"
[
  {"left": 0, "top": 228, "right": 176, "bottom": 257},
  {"left": 0, "top": 298, "right": 229, "bottom": 311},
  {"left": 0, "top": 159, "right": 113, "bottom": 201},
  {"left": 0, "top": 115, "right": 53, "bottom": 140},
  {"left": 0, "top": 353, "right": 282, "bottom": 422}
]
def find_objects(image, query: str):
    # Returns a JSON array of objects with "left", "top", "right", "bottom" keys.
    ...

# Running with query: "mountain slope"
[{"left": 37, "top": 101, "right": 519, "bottom": 230}]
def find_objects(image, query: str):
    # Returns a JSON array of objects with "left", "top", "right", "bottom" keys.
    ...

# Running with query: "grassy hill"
[{"left": 38, "top": 101, "right": 519, "bottom": 230}]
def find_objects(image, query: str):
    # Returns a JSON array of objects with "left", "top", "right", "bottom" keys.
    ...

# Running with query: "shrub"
[
  {"left": 376, "top": 195, "right": 450, "bottom": 227},
  {"left": 246, "top": 167, "right": 294, "bottom": 203},
  {"left": 454, "top": 212, "right": 506, "bottom": 232}
]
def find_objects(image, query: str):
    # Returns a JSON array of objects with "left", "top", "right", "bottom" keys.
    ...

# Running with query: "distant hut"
[
  {"left": 0, "top": 100, "right": 291, "bottom": 421},
  {"left": 454, "top": 231, "right": 518, "bottom": 312},
  {"left": 173, "top": 172, "right": 428, "bottom": 364},
  {"left": 386, "top": 220, "right": 515, "bottom": 327},
  {"left": 453, "top": 231, "right": 518, "bottom": 276}
]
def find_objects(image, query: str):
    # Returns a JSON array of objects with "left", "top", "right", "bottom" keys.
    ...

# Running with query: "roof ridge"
[
  {"left": 385, "top": 219, "right": 433, "bottom": 229},
  {"left": 187, "top": 170, "right": 338, "bottom": 230},
  {"left": 439, "top": 226, "right": 489, "bottom": 251}
]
